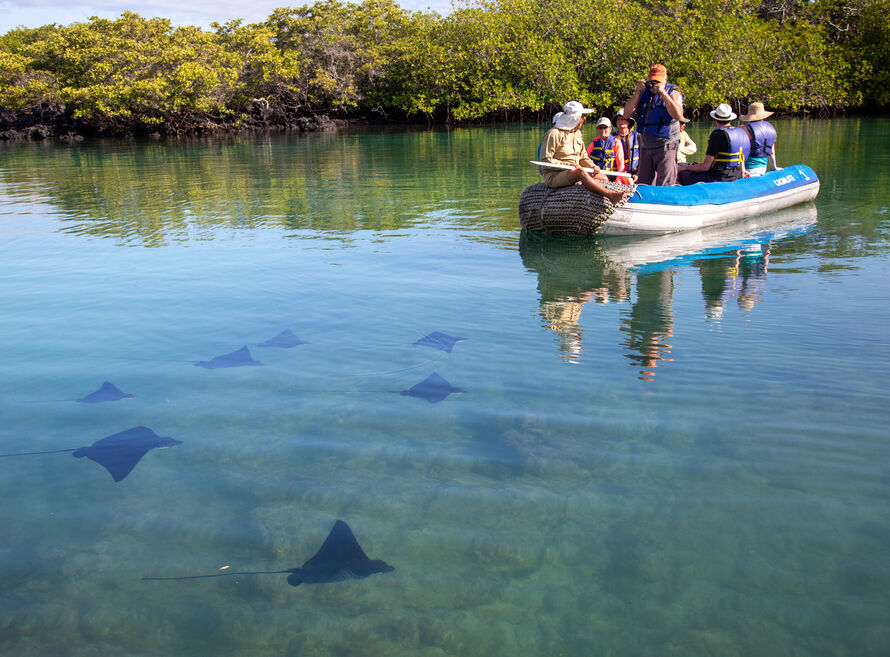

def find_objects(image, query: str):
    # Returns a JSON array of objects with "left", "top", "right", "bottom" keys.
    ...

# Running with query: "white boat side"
[
  {"left": 601, "top": 178, "right": 820, "bottom": 235},
  {"left": 599, "top": 205, "right": 818, "bottom": 268}
]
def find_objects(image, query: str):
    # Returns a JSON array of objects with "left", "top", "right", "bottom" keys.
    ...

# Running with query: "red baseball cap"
[{"left": 648, "top": 64, "right": 667, "bottom": 81}]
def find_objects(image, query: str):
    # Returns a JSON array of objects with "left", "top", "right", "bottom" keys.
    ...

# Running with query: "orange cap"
[{"left": 648, "top": 64, "right": 667, "bottom": 81}]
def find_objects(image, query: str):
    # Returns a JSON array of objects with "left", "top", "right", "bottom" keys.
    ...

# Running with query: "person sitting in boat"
[
  {"left": 678, "top": 103, "right": 750, "bottom": 185},
  {"left": 676, "top": 122, "right": 697, "bottom": 164},
  {"left": 740, "top": 101, "right": 780, "bottom": 176},
  {"left": 613, "top": 109, "right": 640, "bottom": 182},
  {"left": 586, "top": 117, "right": 627, "bottom": 182},
  {"left": 539, "top": 101, "right": 630, "bottom": 205}
]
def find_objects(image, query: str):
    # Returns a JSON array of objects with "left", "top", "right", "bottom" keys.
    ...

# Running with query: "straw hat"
[
  {"left": 740, "top": 102, "right": 774, "bottom": 122},
  {"left": 709, "top": 103, "right": 737, "bottom": 122},
  {"left": 554, "top": 100, "right": 594, "bottom": 130}
]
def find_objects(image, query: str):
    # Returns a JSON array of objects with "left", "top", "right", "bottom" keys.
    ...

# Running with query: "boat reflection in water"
[{"left": 519, "top": 205, "right": 817, "bottom": 380}]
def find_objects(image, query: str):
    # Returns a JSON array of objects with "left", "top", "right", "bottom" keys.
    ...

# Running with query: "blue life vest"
[
  {"left": 744, "top": 120, "right": 777, "bottom": 158},
  {"left": 587, "top": 134, "right": 617, "bottom": 169},
  {"left": 621, "top": 131, "right": 640, "bottom": 173},
  {"left": 635, "top": 82, "right": 681, "bottom": 139},
  {"left": 713, "top": 126, "right": 751, "bottom": 169}
]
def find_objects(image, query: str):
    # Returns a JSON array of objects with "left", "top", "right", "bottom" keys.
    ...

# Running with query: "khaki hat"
[
  {"left": 740, "top": 102, "right": 774, "bottom": 122},
  {"left": 596, "top": 117, "right": 612, "bottom": 128}
]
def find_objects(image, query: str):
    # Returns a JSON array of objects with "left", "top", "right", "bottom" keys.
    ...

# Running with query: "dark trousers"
[
  {"left": 678, "top": 168, "right": 713, "bottom": 185},
  {"left": 637, "top": 141, "right": 679, "bottom": 186},
  {"left": 678, "top": 167, "right": 742, "bottom": 186}
]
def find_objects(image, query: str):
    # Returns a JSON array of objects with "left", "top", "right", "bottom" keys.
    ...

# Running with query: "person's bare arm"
[
  {"left": 768, "top": 146, "right": 780, "bottom": 171},
  {"left": 684, "top": 154, "right": 715, "bottom": 173},
  {"left": 648, "top": 81, "right": 683, "bottom": 121},
  {"left": 623, "top": 80, "right": 646, "bottom": 121}
]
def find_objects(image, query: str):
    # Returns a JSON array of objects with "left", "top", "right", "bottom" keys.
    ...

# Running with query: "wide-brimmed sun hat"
[
  {"left": 709, "top": 103, "right": 737, "bottom": 122},
  {"left": 554, "top": 100, "right": 594, "bottom": 130},
  {"left": 740, "top": 101, "right": 774, "bottom": 122},
  {"left": 648, "top": 63, "right": 667, "bottom": 81},
  {"left": 612, "top": 108, "right": 635, "bottom": 128}
]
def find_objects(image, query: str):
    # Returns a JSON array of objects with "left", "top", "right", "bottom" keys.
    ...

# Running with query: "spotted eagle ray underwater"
[
  {"left": 76, "top": 381, "right": 134, "bottom": 403},
  {"left": 257, "top": 329, "right": 309, "bottom": 348},
  {"left": 400, "top": 372, "right": 465, "bottom": 404},
  {"left": 413, "top": 331, "right": 466, "bottom": 353},
  {"left": 194, "top": 345, "right": 264, "bottom": 369},
  {"left": 0, "top": 426, "right": 182, "bottom": 482},
  {"left": 143, "top": 520, "right": 394, "bottom": 586}
]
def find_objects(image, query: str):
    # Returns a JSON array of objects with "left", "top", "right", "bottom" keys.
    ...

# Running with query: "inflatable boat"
[{"left": 519, "top": 164, "right": 819, "bottom": 236}]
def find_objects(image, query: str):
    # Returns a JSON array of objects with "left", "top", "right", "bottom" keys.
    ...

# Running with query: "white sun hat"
[
  {"left": 709, "top": 103, "right": 737, "bottom": 121},
  {"left": 554, "top": 100, "right": 594, "bottom": 130}
]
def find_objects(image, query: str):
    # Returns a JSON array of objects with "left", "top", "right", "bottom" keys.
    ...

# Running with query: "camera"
[{"left": 645, "top": 79, "right": 658, "bottom": 90}]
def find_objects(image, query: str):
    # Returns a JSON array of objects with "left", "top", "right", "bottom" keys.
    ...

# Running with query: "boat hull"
[{"left": 600, "top": 165, "right": 819, "bottom": 235}]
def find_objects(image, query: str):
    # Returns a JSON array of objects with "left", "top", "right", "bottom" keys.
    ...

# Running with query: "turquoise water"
[{"left": 0, "top": 119, "right": 888, "bottom": 656}]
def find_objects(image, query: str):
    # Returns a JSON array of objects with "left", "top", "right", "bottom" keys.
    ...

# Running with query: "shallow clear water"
[{"left": 0, "top": 119, "right": 888, "bottom": 656}]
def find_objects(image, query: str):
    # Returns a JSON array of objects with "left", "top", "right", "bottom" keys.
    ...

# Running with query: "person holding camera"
[{"left": 622, "top": 63, "right": 685, "bottom": 186}]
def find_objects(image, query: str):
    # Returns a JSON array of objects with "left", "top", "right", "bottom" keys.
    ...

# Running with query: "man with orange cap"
[{"left": 622, "top": 63, "right": 685, "bottom": 186}]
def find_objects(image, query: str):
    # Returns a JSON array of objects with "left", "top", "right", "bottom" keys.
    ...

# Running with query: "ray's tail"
[
  {"left": 0, "top": 447, "right": 78, "bottom": 458},
  {"left": 143, "top": 569, "right": 290, "bottom": 581}
]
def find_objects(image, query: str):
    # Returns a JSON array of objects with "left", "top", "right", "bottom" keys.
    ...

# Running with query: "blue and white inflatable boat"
[{"left": 601, "top": 164, "right": 819, "bottom": 235}]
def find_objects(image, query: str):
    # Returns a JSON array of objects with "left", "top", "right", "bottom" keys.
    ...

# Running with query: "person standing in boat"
[
  {"left": 740, "top": 102, "right": 780, "bottom": 176},
  {"left": 677, "top": 103, "right": 750, "bottom": 185},
  {"left": 622, "top": 63, "right": 685, "bottom": 186},
  {"left": 613, "top": 109, "right": 640, "bottom": 182},
  {"left": 539, "top": 101, "right": 630, "bottom": 205}
]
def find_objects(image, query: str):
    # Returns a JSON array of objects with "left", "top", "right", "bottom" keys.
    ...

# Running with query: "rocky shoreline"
[{"left": 0, "top": 102, "right": 347, "bottom": 142}]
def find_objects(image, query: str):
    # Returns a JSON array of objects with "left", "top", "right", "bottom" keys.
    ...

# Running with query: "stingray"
[
  {"left": 76, "top": 381, "right": 135, "bottom": 404},
  {"left": 400, "top": 372, "right": 464, "bottom": 404},
  {"left": 258, "top": 329, "right": 309, "bottom": 349},
  {"left": 413, "top": 331, "right": 466, "bottom": 353},
  {"left": 0, "top": 426, "right": 181, "bottom": 482},
  {"left": 195, "top": 346, "right": 264, "bottom": 369},
  {"left": 143, "top": 519, "right": 394, "bottom": 586}
]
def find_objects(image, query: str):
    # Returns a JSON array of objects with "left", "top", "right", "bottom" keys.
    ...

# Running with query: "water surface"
[{"left": 0, "top": 119, "right": 888, "bottom": 656}]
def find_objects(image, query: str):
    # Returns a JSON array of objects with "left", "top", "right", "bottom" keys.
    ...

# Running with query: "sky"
[{"left": 0, "top": 0, "right": 455, "bottom": 34}]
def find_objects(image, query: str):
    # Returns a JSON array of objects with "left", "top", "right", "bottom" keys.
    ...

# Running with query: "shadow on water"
[{"left": 519, "top": 205, "right": 818, "bottom": 379}]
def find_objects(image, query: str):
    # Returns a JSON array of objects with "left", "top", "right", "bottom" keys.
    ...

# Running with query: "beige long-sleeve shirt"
[{"left": 539, "top": 127, "right": 594, "bottom": 186}]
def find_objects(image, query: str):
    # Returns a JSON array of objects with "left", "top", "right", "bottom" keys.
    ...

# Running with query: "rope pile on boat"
[{"left": 518, "top": 181, "right": 634, "bottom": 236}]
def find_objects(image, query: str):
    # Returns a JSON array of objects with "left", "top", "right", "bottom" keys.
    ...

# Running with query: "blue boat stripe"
[{"left": 631, "top": 165, "right": 818, "bottom": 207}]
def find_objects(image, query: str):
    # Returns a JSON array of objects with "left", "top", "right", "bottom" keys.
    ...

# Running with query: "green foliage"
[
  {"left": 0, "top": 0, "right": 884, "bottom": 133},
  {"left": 831, "top": 0, "right": 890, "bottom": 105}
]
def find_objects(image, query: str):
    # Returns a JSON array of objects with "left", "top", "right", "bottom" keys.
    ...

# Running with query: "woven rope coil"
[{"left": 518, "top": 181, "right": 632, "bottom": 236}]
